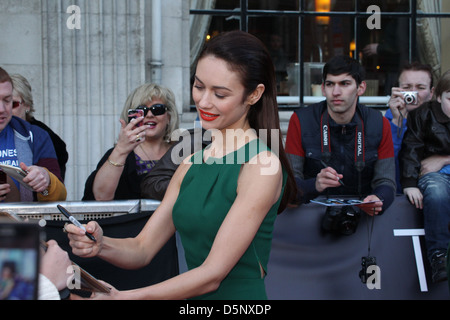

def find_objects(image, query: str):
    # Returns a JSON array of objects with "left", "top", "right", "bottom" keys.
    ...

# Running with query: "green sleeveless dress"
[{"left": 172, "top": 139, "right": 286, "bottom": 300}]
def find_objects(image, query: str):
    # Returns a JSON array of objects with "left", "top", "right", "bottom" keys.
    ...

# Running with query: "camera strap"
[
  {"left": 396, "top": 111, "right": 407, "bottom": 139},
  {"left": 321, "top": 110, "right": 375, "bottom": 257},
  {"left": 366, "top": 214, "right": 375, "bottom": 256},
  {"left": 320, "top": 110, "right": 366, "bottom": 197}
]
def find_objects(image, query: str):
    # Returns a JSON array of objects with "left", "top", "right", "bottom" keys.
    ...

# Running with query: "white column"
[{"left": 41, "top": 0, "right": 147, "bottom": 200}]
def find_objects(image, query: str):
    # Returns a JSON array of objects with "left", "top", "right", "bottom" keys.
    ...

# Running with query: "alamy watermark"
[
  {"left": 66, "top": 265, "right": 81, "bottom": 290},
  {"left": 66, "top": 5, "right": 81, "bottom": 30},
  {"left": 169, "top": 128, "right": 281, "bottom": 176},
  {"left": 65, "top": 5, "right": 382, "bottom": 30},
  {"left": 365, "top": 265, "right": 382, "bottom": 290},
  {"left": 367, "top": 5, "right": 381, "bottom": 30}
]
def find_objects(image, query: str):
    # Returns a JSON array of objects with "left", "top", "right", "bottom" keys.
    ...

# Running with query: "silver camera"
[{"left": 401, "top": 91, "right": 418, "bottom": 105}]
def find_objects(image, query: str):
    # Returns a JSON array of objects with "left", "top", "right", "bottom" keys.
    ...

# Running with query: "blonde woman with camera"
[{"left": 82, "top": 83, "right": 179, "bottom": 201}]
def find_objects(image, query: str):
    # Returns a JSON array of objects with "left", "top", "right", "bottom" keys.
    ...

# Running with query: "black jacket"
[
  {"left": 30, "top": 117, "right": 69, "bottom": 181},
  {"left": 82, "top": 149, "right": 142, "bottom": 200},
  {"left": 400, "top": 100, "right": 450, "bottom": 188}
]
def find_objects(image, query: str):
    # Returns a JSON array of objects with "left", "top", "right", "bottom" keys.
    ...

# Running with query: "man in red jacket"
[{"left": 285, "top": 55, "right": 395, "bottom": 218}]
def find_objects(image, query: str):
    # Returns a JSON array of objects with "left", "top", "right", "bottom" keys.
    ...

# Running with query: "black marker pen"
[
  {"left": 57, "top": 205, "right": 97, "bottom": 242},
  {"left": 320, "top": 160, "right": 345, "bottom": 187}
]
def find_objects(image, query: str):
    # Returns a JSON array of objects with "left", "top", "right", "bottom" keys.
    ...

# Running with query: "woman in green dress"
[{"left": 66, "top": 30, "right": 297, "bottom": 300}]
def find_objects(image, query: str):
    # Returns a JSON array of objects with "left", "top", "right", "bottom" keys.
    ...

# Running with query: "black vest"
[{"left": 294, "top": 101, "right": 384, "bottom": 197}]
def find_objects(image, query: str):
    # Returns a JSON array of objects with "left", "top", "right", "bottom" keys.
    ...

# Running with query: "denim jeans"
[{"left": 418, "top": 172, "right": 450, "bottom": 261}]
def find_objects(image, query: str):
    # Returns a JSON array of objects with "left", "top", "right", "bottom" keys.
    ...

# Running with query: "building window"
[{"left": 190, "top": 0, "right": 449, "bottom": 109}]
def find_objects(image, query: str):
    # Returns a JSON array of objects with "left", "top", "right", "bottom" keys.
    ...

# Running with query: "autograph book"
[
  {"left": 0, "top": 164, "right": 33, "bottom": 191},
  {"left": 311, "top": 198, "right": 381, "bottom": 207}
]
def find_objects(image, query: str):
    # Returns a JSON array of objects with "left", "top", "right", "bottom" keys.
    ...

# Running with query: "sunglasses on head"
[{"left": 136, "top": 104, "right": 167, "bottom": 116}]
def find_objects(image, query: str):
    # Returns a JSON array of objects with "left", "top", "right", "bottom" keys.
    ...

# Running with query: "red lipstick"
[{"left": 199, "top": 110, "right": 219, "bottom": 122}]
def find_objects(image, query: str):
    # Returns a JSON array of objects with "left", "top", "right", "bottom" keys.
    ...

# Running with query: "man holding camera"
[
  {"left": 385, "top": 62, "right": 435, "bottom": 193},
  {"left": 285, "top": 55, "right": 396, "bottom": 223}
]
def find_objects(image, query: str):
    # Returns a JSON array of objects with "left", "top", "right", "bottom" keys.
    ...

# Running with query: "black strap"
[
  {"left": 321, "top": 110, "right": 376, "bottom": 259},
  {"left": 366, "top": 214, "right": 375, "bottom": 256}
]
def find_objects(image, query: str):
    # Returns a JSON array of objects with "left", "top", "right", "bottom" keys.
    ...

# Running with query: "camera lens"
[
  {"left": 403, "top": 92, "right": 417, "bottom": 105},
  {"left": 404, "top": 94, "right": 414, "bottom": 104},
  {"left": 339, "top": 220, "right": 358, "bottom": 235}
]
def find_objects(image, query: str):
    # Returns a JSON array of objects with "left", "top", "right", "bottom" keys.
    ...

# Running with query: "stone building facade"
[{"left": 0, "top": 0, "right": 192, "bottom": 200}]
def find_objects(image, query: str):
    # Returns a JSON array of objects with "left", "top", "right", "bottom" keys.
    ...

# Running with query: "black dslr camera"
[
  {"left": 359, "top": 256, "right": 377, "bottom": 284},
  {"left": 321, "top": 206, "right": 360, "bottom": 236}
]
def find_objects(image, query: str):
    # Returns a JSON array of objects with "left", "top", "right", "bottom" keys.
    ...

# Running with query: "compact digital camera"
[
  {"left": 401, "top": 91, "right": 418, "bottom": 105},
  {"left": 359, "top": 256, "right": 377, "bottom": 284},
  {"left": 321, "top": 206, "right": 361, "bottom": 236}
]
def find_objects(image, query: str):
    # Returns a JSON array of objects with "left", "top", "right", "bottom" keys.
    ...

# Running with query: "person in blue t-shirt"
[
  {"left": 0, "top": 67, "right": 66, "bottom": 202},
  {"left": 385, "top": 62, "right": 435, "bottom": 194}
]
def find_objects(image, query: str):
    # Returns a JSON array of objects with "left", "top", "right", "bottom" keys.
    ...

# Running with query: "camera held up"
[{"left": 401, "top": 91, "right": 418, "bottom": 105}]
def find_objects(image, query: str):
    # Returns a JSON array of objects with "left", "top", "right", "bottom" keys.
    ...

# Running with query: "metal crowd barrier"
[
  {"left": 265, "top": 196, "right": 449, "bottom": 300},
  {"left": 0, "top": 199, "right": 178, "bottom": 293},
  {"left": 0, "top": 199, "right": 161, "bottom": 222},
  {"left": 1, "top": 198, "right": 448, "bottom": 299}
]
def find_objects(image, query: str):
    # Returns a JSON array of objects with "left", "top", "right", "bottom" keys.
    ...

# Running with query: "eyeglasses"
[
  {"left": 136, "top": 104, "right": 168, "bottom": 116},
  {"left": 12, "top": 101, "right": 23, "bottom": 109}
]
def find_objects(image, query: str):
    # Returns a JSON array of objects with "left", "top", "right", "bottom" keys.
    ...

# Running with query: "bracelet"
[{"left": 108, "top": 158, "right": 125, "bottom": 167}]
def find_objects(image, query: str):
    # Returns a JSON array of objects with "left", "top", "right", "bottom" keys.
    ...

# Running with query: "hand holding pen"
[
  {"left": 58, "top": 205, "right": 97, "bottom": 242},
  {"left": 320, "top": 160, "right": 345, "bottom": 187},
  {"left": 316, "top": 160, "right": 345, "bottom": 193}
]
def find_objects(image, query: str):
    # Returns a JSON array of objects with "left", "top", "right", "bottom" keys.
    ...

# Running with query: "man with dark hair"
[
  {"left": 285, "top": 55, "right": 396, "bottom": 217},
  {"left": 385, "top": 61, "right": 435, "bottom": 193},
  {"left": 0, "top": 66, "right": 66, "bottom": 202}
]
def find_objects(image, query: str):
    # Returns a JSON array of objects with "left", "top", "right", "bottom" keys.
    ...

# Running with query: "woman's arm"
[
  {"left": 91, "top": 149, "right": 128, "bottom": 201},
  {"left": 92, "top": 119, "right": 148, "bottom": 200},
  {"left": 68, "top": 156, "right": 191, "bottom": 269},
  {"left": 101, "top": 152, "right": 283, "bottom": 300},
  {"left": 71, "top": 152, "right": 282, "bottom": 300}
]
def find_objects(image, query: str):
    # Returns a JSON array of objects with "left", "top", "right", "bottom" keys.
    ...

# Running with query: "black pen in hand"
[
  {"left": 320, "top": 160, "right": 345, "bottom": 187},
  {"left": 57, "top": 205, "right": 97, "bottom": 242}
]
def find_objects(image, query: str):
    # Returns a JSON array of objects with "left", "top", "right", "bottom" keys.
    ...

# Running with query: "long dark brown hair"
[{"left": 198, "top": 30, "right": 298, "bottom": 213}]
